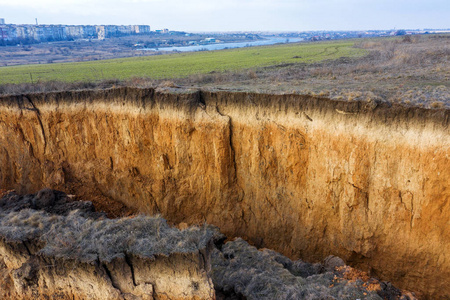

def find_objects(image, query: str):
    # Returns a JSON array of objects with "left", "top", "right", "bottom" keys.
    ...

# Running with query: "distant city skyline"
[{"left": 0, "top": 0, "right": 448, "bottom": 31}]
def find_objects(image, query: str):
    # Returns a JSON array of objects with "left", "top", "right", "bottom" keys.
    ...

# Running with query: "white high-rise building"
[{"left": 0, "top": 18, "right": 5, "bottom": 25}]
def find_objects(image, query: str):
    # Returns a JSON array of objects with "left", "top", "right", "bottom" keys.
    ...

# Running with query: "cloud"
[{"left": 1, "top": 0, "right": 448, "bottom": 30}]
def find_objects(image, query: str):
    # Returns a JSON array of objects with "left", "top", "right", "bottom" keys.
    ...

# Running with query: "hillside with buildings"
[
  {"left": 0, "top": 18, "right": 151, "bottom": 45},
  {"left": 2, "top": 17, "right": 448, "bottom": 48}
]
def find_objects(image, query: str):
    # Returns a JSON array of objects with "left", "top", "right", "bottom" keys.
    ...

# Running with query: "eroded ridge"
[
  {"left": 0, "top": 87, "right": 448, "bottom": 298},
  {"left": 0, "top": 189, "right": 416, "bottom": 300},
  {"left": 0, "top": 189, "right": 217, "bottom": 300}
]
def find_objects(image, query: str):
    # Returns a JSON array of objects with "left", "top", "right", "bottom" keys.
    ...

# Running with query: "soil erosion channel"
[{"left": 0, "top": 88, "right": 448, "bottom": 299}]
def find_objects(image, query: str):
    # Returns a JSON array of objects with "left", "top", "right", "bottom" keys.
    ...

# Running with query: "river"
[{"left": 141, "top": 37, "right": 304, "bottom": 52}]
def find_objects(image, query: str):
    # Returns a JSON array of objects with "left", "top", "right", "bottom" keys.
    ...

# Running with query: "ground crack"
[
  {"left": 215, "top": 103, "right": 245, "bottom": 202},
  {"left": 102, "top": 263, "right": 122, "bottom": 293},
  {"left": 22, "top": 241, "right": 32, "bottom": 255},
  {"left": 124, "top": 253, "right": 137, "bottom": 287},
  {"left": 22, "top": 96, "right": 48, "bottom": 155}
]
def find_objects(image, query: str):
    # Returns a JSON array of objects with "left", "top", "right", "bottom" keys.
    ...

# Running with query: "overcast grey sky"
[{"left": 0, "top": 0, "right": 448, "bottom": 31}]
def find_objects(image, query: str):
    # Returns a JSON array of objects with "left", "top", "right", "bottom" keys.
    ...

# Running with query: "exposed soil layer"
[
  {"left": 0, "top": 87, "right": 448, "bottom": 298},
  {"left": 0, "top": 189, "right": 217, "bottom": 300},
  {"left": 0, "top": 189, "right": 416, "bottom": 300}
]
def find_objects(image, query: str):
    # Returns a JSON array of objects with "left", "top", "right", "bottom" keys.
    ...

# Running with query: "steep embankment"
[
  {"left": 0, "top": 88, "right": 448, "bottom": 298},
  {"left": 0, "top": 189, "right": 412, "bottom": 300},
  {"left": 0, "top": 189, "right": 217, "bottom": 300}
]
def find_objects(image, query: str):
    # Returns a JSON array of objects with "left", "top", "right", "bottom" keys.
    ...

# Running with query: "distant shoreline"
[{"left": 140, "top": 37, "right": 304, "bottom": 52}]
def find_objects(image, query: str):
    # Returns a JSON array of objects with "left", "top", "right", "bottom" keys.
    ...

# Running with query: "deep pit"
[{"left": 0, "top": 87, "right": 448, "bottom": 299}]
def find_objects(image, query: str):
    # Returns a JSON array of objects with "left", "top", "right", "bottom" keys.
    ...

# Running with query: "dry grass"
[
  {"left": 0, "top": 80, "right": 123, "bottom": 95},
  {"left": 210, "top": 238, "right": 409, "bottom": 300},
  {"left": 0, "top": 189, "right": 220, "bottom": 263},
  {"left": 181, "top": 34, "right": 450, "bottom": 108},
  {"left": 0, "top": 35, "right": 448, "bottom": 109}
]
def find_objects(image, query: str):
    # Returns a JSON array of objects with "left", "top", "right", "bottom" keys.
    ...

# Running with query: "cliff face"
[
  {"left": 0, "top": 189, "right": 216, "bottom": 300},
  {"left": 0, "top": 88, "right": 448, "bottom": 298},
  {"left": 0, "top": 241, "right": 213, "bottom": 300}
]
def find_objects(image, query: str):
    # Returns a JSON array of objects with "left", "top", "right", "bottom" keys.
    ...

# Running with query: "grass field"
[{"left": 0, "top": 41, "right": 365, "bottom": 84}]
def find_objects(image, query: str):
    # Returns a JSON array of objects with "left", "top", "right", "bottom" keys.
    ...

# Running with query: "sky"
[{"left": 0, "top": 0, "right": 448, "bottom": 31}]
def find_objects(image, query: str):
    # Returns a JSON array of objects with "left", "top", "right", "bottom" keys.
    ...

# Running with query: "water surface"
[{"left": 142, "top": 38, "right": 304, "bottom": 52}]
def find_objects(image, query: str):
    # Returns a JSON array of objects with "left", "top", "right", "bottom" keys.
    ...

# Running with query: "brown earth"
[
  {"left": 0, "top": 227, "right": 215, "bottom": 300},
  {"left": 0, "top": 189, "right": 414, "bottom": 300},
  {"left": 0, "top": 189, "right": 217, "bottom": 300},
  {"left": 0, "top": 87, "right": 448, "bottom": 299},
  {"left": 0, "top": 242, "right": 214, "bottom": 300}
]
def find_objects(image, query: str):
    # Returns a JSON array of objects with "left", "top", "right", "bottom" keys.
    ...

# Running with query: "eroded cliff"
[
  {"left": 0, "top": 189, "right": 216, "bottom": 300},
  {"left": 0, "top": 189, "right": 414, "bottom": 300},
  {"left": 0, "top": 88, "right": 448, "bottom": 298}
]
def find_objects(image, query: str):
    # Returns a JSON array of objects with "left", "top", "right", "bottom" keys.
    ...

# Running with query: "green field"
[{"left": 0, "top": 41, "right": 366, "bottom": 84}]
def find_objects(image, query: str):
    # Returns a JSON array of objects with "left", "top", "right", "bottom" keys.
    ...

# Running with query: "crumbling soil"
[{"left": 0, "top": 189, "right": 418, "bottom": 300}]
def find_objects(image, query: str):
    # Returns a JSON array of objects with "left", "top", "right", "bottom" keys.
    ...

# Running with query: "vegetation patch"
[
  {"left": 211, "top": 238, "right": 412, "bottom": 300},
  {"left": 0, "top": 189, "right": 219, "bottom": 263},
  {"left": 0, "top": 41, "right": 364, "bottom": 84}
]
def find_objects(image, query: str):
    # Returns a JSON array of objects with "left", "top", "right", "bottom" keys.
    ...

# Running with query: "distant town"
[
  {"left": 1, "top": 18, "right": 449, "bottom": 47},
  {"left": 0, "top": 18, "right": 155, "bottom": 45}
]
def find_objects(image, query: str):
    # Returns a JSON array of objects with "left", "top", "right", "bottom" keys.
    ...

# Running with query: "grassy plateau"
[{"left": 0, "top": 41, "right": 364, "bottom": 84}]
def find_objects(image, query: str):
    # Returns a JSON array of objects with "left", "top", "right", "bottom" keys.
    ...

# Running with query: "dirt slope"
[{"left": 0, "top": 87, "right": 448, "bottom": 298}]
